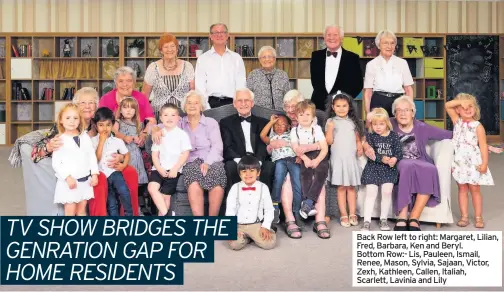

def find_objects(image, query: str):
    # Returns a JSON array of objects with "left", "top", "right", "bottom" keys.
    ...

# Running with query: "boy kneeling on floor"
[{"left": 226, "top": 154, "right": 276, "bottom": 250}]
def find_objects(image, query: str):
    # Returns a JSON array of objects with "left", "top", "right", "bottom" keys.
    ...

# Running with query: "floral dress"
[{"left": 451, "top": 118, "right": 494, "bottom": 185}]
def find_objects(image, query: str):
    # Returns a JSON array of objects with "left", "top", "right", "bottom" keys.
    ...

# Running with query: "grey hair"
[
  {"left": 324, "top": 25, "right": 344, "bottom": 38},
  {"left": 235, "top": 88, "right": 255, "bottom": 101},
  {"left": 283, "top": 89, "right": 305, "bottom": 104},
  {"left": 73, "top": 87, "right": 99, "bottom": 105},
  {"left": 258, "top": 46, "right": 277, "bottom": 58},
  {"left": 392, "top": 95, "right": 416, "bottom": 115},
  {"left": 209, "top": 23, "right": 228, "bottom": 34},
  {"left": 114, "top": 66, "right": 137, "bottom": 84},
  {"left": 181, "top": 90, "right": 208, "bottom": 112},
  {"left": 375, "top": 29, "right": 397, "bottom": 48}
]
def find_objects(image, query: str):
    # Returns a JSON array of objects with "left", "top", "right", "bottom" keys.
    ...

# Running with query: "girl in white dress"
[
  {"left": 446, "top": 93, "right": 494, "bottom": 228},
  {"left": 52, "top": 104, "right": 99, "bottom": 216}
]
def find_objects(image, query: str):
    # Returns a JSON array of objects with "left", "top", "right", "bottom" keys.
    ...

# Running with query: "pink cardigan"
[{"left": 99, "top": 89, "right": 155, "bottom": 122}]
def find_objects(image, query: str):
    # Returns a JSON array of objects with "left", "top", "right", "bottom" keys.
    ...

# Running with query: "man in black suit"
[
  {"left": 310, "top": 25, "right": 363, "bottom": 110},
  {"left": 220, "top": 88, "right": 274, "bottom": 192}
]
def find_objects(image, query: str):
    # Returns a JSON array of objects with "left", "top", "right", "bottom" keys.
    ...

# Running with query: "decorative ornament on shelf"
[
  {"left": 106, "top": 39, "right": 120, "bottom": 57},
  {"left": 63, "top": 39, "right": 72, "bottom": 57},
  {"left": 42, "top": 49, "right": 50, "bottom": 57},
  {"left": 81, "top": 43, "right": 92, "bottom": 57},
  {"left": 132, "top": 62, "right": 142, "bottom": 78},
  {"left": 127, "top": 39, "right": 145, "bottom": 57}
]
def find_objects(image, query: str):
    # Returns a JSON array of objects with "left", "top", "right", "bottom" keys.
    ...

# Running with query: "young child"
[
  {"left": 260, "top": 114, "right": 302, "bottom": 225},
  {"left": 114, "top": 97, "right": 149, "bottom": 215},
  {"left": 290, "top": 100, "right": 329, "bottom": 219},
  {"left": 226, "top": 155, "right": 276, "bottom": 250},
  {"left": 52, "top": 104, "right": 99, "bottom": 216},
  {"left": 325, "top": 91, "right": 365, "bottom": 227},
  {"left": 148, "top": 103, "right": 191, "bottom": 216},
  {"left": 92, "top": 107, "right": 133, "bottom": 216},
  {"left": 360, "top": 107, "right": 403, "bottom": 231},
  {"left": 446, "top": 93, "right": 494, "bottom": 228}
]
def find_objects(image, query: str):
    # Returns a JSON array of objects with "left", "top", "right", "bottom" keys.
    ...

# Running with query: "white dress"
[
  {"left": 52, "top": 133, "right": 99, "bottom": 204},
  {"left": 451, "top": 118, "right": 494, "bottom": 185}
]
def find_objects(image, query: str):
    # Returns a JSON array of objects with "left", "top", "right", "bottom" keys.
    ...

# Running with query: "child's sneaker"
[
  {"left": 273, "top": 207, "right": 280, "bottom": 224},
  {"left": 299, "top": 200, "right": 314, "bottom": 219},
  {"left": 379, "top": 219, "right": 391, "bottom": 231},
  {"left": 361, "top": 221, "right": 371, "bottom": 231}
]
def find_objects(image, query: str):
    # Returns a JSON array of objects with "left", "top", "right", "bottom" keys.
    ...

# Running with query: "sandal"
[
  {"left": 393, "top": 218, "right": 408, "bottom": 231},
  {"left": 474, "top": 217, "right": 485, "bottom": 228},
  {"left": 408, "top": 218, "right": 421, "bottom": 231},
  {"left": 457, "top": 216, "right": 469, "bottom": 227},
  {"left": 340, "top": 216, "right": 350, "bottom": 227},
  {"left": 313, "top": 221, "right": 331, "bottom": 239},
  {"left": 285, "top": 221, "right": 302, "bottom": 239},
  {"left": 349, "top": 214, "right": 359, "bottom": 226}
]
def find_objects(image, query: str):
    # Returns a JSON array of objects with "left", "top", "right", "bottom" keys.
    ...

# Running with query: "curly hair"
[{"left": 326, "top": 91, "right": 365, "bottom": 138}]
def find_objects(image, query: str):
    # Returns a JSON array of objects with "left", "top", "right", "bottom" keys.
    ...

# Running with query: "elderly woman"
[
  {"left": 267, "top": 90, "right": 329, "bottom": 239},
  {"left": 9, "top": 87, "right": 138, "bottom": 216},
  {"left": 364, "top": 29, "right": 414, "bottom": 119},
  {"left": 363, "top": 96, "right": 452, "bottom": 231},
  {"left": 99, "top": 66, "right": 156, "bottom": 144},
  {"left": 178, "top": 90, "right": 226, "bottom": 216},
  {"left": 246, "top": 46, "right": 291, "bottom": 110},
  {"left": 142, "top": 33, "right": 195, "bottom": 115}
]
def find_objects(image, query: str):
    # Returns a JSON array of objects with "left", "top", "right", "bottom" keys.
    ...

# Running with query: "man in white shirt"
[{"left": 195, "top": 23, "right": 246, "bottom": 108}]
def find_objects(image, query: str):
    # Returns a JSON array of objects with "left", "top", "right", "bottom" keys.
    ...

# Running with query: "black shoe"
[
  {"left": 393, "top": 218, "right": 409, "bottom": 231},
  {"left": 408, "top": 218, "right": 421, "bottom": 231},
  {"left": 273, "top": 208, "right": 280, "bottom": 224},
  {"left": 271, "top": 225, "right": 278, "bottom": 233}
]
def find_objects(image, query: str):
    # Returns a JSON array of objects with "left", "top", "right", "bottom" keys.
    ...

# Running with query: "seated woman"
[
  {"left": 178, "top": 90, "right": 227, "bottom": 216},
  {"left": 246, "top": 46, "right": 291, "bottom": 110},
  {"left": 362, "top": 96, "right": 452, "bottom": 231},
  {"left": 269, "top": 90, "right": 330, "bottom": 239},
  {"left": 9, "top": 87, "right": 138, "bottom": 216}
]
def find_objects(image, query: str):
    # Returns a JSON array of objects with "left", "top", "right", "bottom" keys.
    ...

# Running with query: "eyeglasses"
[
  {"left": 381, "top": 41, "right": 396, "bottom": 47},
  {"left": 395, "top": 109, "right": 412, "bottom": 114},
  {"left": 78, "top": 101, "right": 96, "bottom": 107},
  {"left": 235, "top": 99, "right": 252, "bottom": 105},
  {"left": 211, "top": 31, "right": 227, "bottom": 36},
  {"left": 260, "top": 55, "right": 275, "bottom": 60}
]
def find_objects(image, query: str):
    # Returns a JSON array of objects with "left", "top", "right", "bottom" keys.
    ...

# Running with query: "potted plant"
[{"left": 128, "top": 39, "right": 144, "bottom": 57}]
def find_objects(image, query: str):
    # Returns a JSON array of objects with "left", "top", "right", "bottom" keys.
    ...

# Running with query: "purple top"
[
  {"left": 179, "top": 115, "right": 223, "bottom": 165},
  {"left": 391, "top": 118, "right": 452, "bottom": 164}
]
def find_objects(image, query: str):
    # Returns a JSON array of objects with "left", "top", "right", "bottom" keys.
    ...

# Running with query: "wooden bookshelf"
[{"left": 0, "top": 33, "right": 500, "bottom": 145}]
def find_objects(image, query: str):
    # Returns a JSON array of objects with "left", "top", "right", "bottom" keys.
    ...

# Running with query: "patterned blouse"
[
  {"left": 246, "top": 68, "right": 291, "bottom": 110},
  {"left": 144, "top": 60, "right": 194, "bottom": 117}
]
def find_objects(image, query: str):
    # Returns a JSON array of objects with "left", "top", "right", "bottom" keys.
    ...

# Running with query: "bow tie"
[
  {"left": 242, "top": 187, "right": 256, "bottom": 191},
  {"left": 326, "top": 50, "right": 338, "bottom": 58},
  {"left": 239, "top": 116, "right": 252, "bottom": 123}
]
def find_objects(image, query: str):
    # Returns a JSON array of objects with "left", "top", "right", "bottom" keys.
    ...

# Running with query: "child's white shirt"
[
  {"left": 151, "top": 127, "right": 192, "bottom": 171},
  {"left": 225, "top": 181, "right": 274, "bottom": 230},
  {"left": 290, "top": 124, "right": 325, "bottom": 145},
  {"left": 91, "top": 135, "right": 129, "bottom": 178},
  {"left": 52, "top": 132, "right": 99, "bottom": 180}
]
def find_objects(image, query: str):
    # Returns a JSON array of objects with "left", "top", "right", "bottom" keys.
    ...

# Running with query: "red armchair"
[{"left": 89, "top": 165, "right": 139, "bottom": 216}]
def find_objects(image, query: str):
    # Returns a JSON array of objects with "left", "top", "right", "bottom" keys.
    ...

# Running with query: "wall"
[{"left": 0, "top": 0, "right": 503, "bottom": 34}]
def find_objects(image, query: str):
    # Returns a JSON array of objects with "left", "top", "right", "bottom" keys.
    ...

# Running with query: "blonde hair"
[
  {"left": 454, "top": 93, "right": 481, "bottom": 121},
  {"left": 368, "top": 107, "right": 393, "bottom": 133},
  {"left": 117, "top": 97, "right": 142, "bottom": 134},
  {"left": 295, "top": 100, "right": 316, "bottom": 116},
  {"left": 56, "top": 103, "right": 86, "bottom": 134}
]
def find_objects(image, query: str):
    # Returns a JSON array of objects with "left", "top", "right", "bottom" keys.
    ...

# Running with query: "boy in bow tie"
[{"left": 225, "top": 155, "right": 276, "bottom": 250}]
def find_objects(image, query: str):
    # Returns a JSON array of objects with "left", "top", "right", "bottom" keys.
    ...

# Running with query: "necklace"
[{"left": 162, "top": 59, "right": 177, "bottom": 71}]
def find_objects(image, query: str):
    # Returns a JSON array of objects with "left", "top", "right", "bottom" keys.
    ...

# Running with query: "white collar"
[{"left": 210, "top": 46, "right": 231, "bottom": 55}]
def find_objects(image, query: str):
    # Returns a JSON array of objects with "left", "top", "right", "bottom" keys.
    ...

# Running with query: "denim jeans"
[
  {"left": 272, "top": 157, "right": 302, "bottom": 213},
  {"left": 107, "top": 171, "right": 133, "bottom": 216}
]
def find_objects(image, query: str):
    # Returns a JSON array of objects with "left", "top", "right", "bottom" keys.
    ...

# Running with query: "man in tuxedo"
[
  {"left": 310, "top": 25, "right": 363, "bottom": 110},
  {"left": 220, "top": 88, "right": 274, "bottom": 193}
]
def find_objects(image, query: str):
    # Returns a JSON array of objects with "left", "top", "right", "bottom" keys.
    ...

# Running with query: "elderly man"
[
  {"left": 195, "top": 23, "right": 246, "bottom": 108},
  {"left": 310, "top": 25, "right": 363, "bottom": 110},
  {"left": 220, "top": 88, "right": 274, "bottom": 191}
]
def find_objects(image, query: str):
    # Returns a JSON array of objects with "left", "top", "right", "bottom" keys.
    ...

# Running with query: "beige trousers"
[{"left": 228, "top": 223, "right": 276, "bottom": 250}]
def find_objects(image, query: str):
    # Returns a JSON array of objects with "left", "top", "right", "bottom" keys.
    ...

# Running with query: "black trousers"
[
  {"left": 209, "top": 96, "right": 233, "bottom": 108},
  {"left": 224, "top": 160, "right": 274, "bottom": 194},
  {"left": 370, "top": 91, "right": 402, "bottom": 118},
  {"left": 301, "top": 150, "right": 329, "bottom": 203}
]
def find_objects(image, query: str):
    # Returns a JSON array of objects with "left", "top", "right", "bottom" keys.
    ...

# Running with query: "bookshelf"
[{"left": 1, "top": 33, "right": 498, "bottom": 146}]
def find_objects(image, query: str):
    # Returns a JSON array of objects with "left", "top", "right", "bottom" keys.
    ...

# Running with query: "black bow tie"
[
  {"left": 239, "top": 116, "right": 252, "bottom": 123},
  {"left": 326, "top": 50, "right": 338, "bottom": 58}
]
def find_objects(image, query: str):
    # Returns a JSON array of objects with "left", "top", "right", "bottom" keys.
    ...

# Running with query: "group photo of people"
[{"left": 9, "top": 23, "right": 501, "bottom": 251}]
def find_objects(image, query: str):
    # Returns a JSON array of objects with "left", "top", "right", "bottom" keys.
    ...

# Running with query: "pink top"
[{"left": 99, "top": 89, "right": 155, "bottom": 122}]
